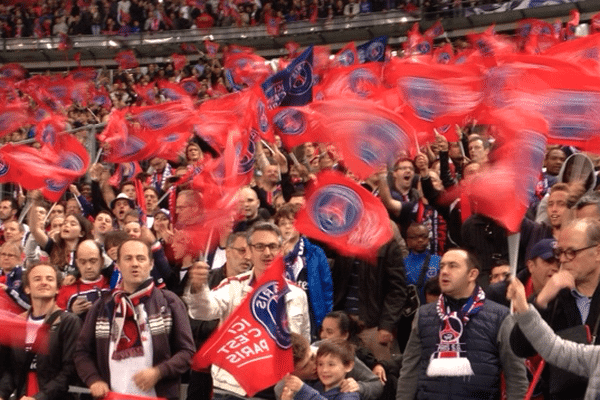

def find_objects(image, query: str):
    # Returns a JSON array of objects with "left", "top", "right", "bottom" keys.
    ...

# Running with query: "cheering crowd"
[{"left": 4, "top": 12, "right": 600, "bottom": 400}]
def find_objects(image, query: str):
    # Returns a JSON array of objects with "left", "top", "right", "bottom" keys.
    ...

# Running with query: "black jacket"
[
  {"left": 331, "top": 238, "right": 408, "bottom": 332},
  {"left": 0, "top": 309, "right": 82, "bottom": 400}
]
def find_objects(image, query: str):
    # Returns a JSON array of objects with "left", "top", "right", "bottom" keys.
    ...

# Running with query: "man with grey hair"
[
  {"left": 511, "top": 218, "right": 600, "bottom": 400},
  {"left": 575, "top": 192, "right": 600, "bottom": 221},
  {"left": 184, "top": 222, "right": 311, "bottom": 399}
]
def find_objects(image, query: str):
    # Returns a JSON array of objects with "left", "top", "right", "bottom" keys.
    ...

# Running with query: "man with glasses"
[
  {"left": 0, "top": 241, "right": 29, "bottom": 310},
  {"left": 56, "top": 240, "right": 110, "bottom": 317},
  {"left": 510, "top": 218, "right": 600, "bottom": 400},
  {"left": 184, "top": 222, "right": 310, "bottom": 400}
]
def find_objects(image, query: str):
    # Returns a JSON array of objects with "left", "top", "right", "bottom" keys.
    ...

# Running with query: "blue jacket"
[
  {"left": 2, "top": 266, "right": 29, "bottom": 310},
  {"left": 302, "top": 237, "right": 334, "bottom": 332},
  {"left": 294, "top": 382, "right": 360, "bottom": 400}
]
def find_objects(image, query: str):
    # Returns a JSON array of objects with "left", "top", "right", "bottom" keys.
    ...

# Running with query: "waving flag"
[
  {"left": 433, "top": 43, "right": 454, "bottom": 64},
  {"left": 224, "top": 51, "right": 272, "bottom": 88},
  {"left": 171, "top": 53, "right": 187, "bottom": 71},
  {"left": 315, "top": 62, "right": 384, "bottom": 101},
  {"left": 285, "top": 41, "right": 301, "bottom": 58},
  {"left": 180, "top": 78, "right": 203, "bottom": 97},
  {"left": 204, "top": 40, "right": 219, "bottom": 58},
  {"left": 0, "top": 133, "right": 90, "bottom": 202},
  {"left": 0, "top": 102, "right": 34, "bottom": 139},
  {"left": 404, "top": 23, "right": 432, "bottom": 55},
  {"left": 465, "top": 109, "right": 547, "bottom": 233},
  {"left": 467, "top": 26, "right": 517, "bottom": 67},
  {"left": 356, "top": 36, "right": 387, "bottom": 63},
  {"left": 384, "top": 59, "right": 483, "bottom": 128},
  {"left": 0, "top": 63, "right": 27, "bottom": 81},
  {"left": 592, "top": 12, "right": 600, "bottom": 34},
  {"left": 114, "top": 50, "right": 139, "bottom": 70},
  {"left": 0, "top": 310, "right": 50, "bottom": 353},
  {"left": 262, "top": 46, "right": 314, "bottom": 109},
  {"left": 272, "top": 106, "right": 328, "bottom": 149},
  {"left": 192, "top": 257, "right": 293, "bottom": 397},
  {"left": 35, "top": 114, "right": 67, "bottom": 146},
  {"left": 310, "top": 100, "right": 417, "bottom": 179},
  {"left": 265, "top": 13, "right": 282, "bottom": 36},
  {"left": 157, "top": 80, "right": 191, "bottom": 101},
  {"left": 133, "top": 83, "right": 157, "bottom": 104},
  {"left": 181, "top": 42, "right": 199, "bottom": 54},
  {"left": 296, "top": 170, "right": 393, "bottom": 262},
  {"left": 332, "top": 42, "right": 358, "bottom": 67},
  {"left": 108, "top": 162, "right": 143, "bottom": 188}
]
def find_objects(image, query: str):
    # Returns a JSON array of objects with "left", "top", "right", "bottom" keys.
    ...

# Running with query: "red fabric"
[
  {"left": 171, "top": 53, "right": 187, "bottom": 71},
  {"left": 295, "top": 170, "right": 393, "bottom": 263},
  {"left": 565, "top": 9, "right": 580, "bottom": 40},
  {"left": 464, "top": 109, "right": 548, "bottom": 233},
  {"left": 591, "top": 12, "right": 600, "bottom": 34},
  {"left": 157, "top": 80, "right": 191, "bottom": 101},
  {"left": 403, "top": 22, "right": 432, "bottom": 55},
  {"left": 0, "top": 134, "right": 89, "bottom": 202},
  {"left": 266, "top": 14, "right": 281, "bottom": 36},
  {"left": 104, "top": 391, "right": 167, "bottom": 400},
  {"left": 467, "top": 26, "right": 517, "bottom": 67},
  {"left": 223, "top": 51, "right": 272, "bottom": 88},
  {"left": 35, "top": 114, "right": 67, "bottom": 146},
  {"left": 383, "top": 58, "right": 483, "bottom": 129},
  {"left": 272, "top": 105, "right": 327, "bottom": 149},
  {"left": 332, "top": 42, "right": 359, "bottom": 67},
  {"left": 204, "top": 40, "right": 219, "bottom": 58},
  {"left": 310, "top": 100, "right": 417, "bottom": 180},
  {"left": 108, "top": 162, "right": 143, "bottom": 188},
  {"left": 433, "top": 43, "right": 454, "bottom": 64},
  {"left": 192, "top": 258, "right": 294, "bottom": 397},
  {"left": 180, "top": 78, "right": 202, "bottom": 97},
  {"left": 0, "top": 289, "right": 25, "bottom": 314},
  {"left": 0, "top": 63, "right": 27, "bottom": 80},
  {"left": 100, "top": 100, "right": 195, "bottom": 163},
  {"left": 424, "top": 20, "right": 444, "bottom": 39},
  {"left": 314, "top": 62, "right": 384, "bottom": 101},
  {"left": 285, "top": 41, "right": 301, "bottom": 58},
  {"left": 133, "top": 83, "right": 157, "bottom": 104},
  {"left": 180, "top": 42, "right": 199, "bottom": 54},
  {"left": 0, "top": 311, "right": 49, "bottom": 353},
  {"left": 313, "top": 45, "right": 332, "bottom": 74},
  {"left": 0, "top": 101, "right": 34, "bottom": 139},
  {"left": 114, "top": 50, "right": 139, "bottom": 70},
  {"left": 26, "top": 371, "right": 39, "bottom": 396}
]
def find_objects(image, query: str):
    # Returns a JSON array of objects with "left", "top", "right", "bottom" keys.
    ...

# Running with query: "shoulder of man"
[{"left": 213, "top": 270, "right": 253, "bottom": 291}]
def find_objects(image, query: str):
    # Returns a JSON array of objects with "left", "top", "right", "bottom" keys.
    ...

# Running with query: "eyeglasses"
[
  {"left": 229, "top": 246, "right": 249, "bottom": 255},
  {"left": 76, "top": 257, "right": 100, "bottom": 266},
  {"left": 0, "top": 252, "right": 18, "bottom": 258},
  {"left": 250, "top": 243, "right": 281, "bottom": 252},
  {"left": 553, "top": 244, "right": 597, "bottom": 261}
]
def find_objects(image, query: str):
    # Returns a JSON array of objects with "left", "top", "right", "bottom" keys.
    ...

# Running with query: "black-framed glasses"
[
  {"left": 250, "top": 243, "right": 281, "bottom": 252},
  {"left": 553, "top": 244, "right": 597, "bottom": 261}
]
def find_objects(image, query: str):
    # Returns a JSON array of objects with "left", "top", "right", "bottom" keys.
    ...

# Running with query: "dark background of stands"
[{"left": 2, "top": 0, "right": 600, "bottom": 73}]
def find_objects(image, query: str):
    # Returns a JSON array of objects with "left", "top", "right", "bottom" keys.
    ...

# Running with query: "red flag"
[
  {"left": 272, "top": 106, "right": 327, "bottom": 149},
  {"left": 171, "top": 53, "right": 187, "bottom": 71},
  {"left": 74, "top": 52, "right": 81, "bottom": 67},
  {"left": 157, "top": 80, "right": 191, "bottom": 101},
  {"left": 180, "top": 78, "right": 203, "bottom": 97},
  {"left": 309, "top": 100, "right": 418, "bottom": 179},
  {"left": 265, "top": 14, "right": 281, "bottom": 36},
  {"left": 35, "top": 114, "right": 67, "bottom": 146},
  {"left": 384, "top": 58, "right": 483, "bottom": 129},
  {"left": 0, "top": 310, "right": 50, "bottom": 353},
  {"left": 69, "top": 68, "right": 97, "bottom": 82},
  {"left": 58, "top": 32, "right": 71, "bottom": 51},
  {"left": 223, "top": 51, "right": 272, "bottom": 88},
  {"left": 309, "top": 2, "right": 318, "bottom": 23},
  {"left": 465, "top": 109, "right": 547, "bottom": 233},
  {"left": 433, "top": 43, "right": 454, "bottom": 64},
  {"left": 204, "top": 40, "right": 220, "bottom": 58},
  {"left": 114, "top": 50, "right": 139, "bottom": 70},
  {"left": 133, "top": 83, "right": 157, "bottom": 104},
  {"left": 313, "top": 45, "right": 332, "bottom": 74},
  {"left": 91, "top": 85, "right": 113, "bottom": 110},
  {"left": 181, "top": 42, "right": 199, "bottom": 54},
  {"left": 332, "top": 42, "right": 359, "bottom": 67},
  {"left": 108, "top": 162, "right": 143, "bottom": 188},
  {"left": 285, "top": 41, "right": 301, "bottom": 58},
  {"left": 467, "top": 26, "right": 517, "bottom": 67},
  {"left": 0, "top": 101, "right": 34, "bottom": 139},
  {"left": 0, "top": 290, "right": 26, "bottom": 314},
  {"left": 314, "top": 62, "right": 383, "bottom": 101},
  {"left": 0, "top": 134, "right": 90, "bottom": 202},
  {"left": 295, "top": 170, "right": 393, "bottom": 262},
  {"left": 192, "top": 258, "right": 294, "bottom": 397},
  {"left": 100, "top": 101, "right": 194, "bottom": 162},
  {"left": 104, "top": 392, "right": 166, "bottom": 400},
  {"left": 591, "top": 12, "right": 600, "bottom": 34},
  {"left": 424, "top": 20, "right": 444, "bottom": 39},
  {"left": 404, "top": 23, "right": 433, "bottom": 55},
  {"left": 0, "top": 63, "right": 27, "bottom": 81},
  {"left": 566, "top": 9, "right": 580, "bottom": 40}
]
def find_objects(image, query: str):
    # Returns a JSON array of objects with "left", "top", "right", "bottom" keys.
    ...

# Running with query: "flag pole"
[
  {"left": 44, "top": 202, "right": 57, "bottom": 224},
  {"left": 201, "top": 228, "right": 214, "bottom": 263}
]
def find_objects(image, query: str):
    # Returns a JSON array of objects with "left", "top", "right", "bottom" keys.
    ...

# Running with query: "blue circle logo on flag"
[
  {"left": 401, "top": 77, "right": 443, "bottom": 122},
  {"left": 338, "top": 50, "right": 355, "bottom": 66},
  {"left": 59, "top": 152, "right": 84, "bottom": 171},
  {"left": 311, "top": 184, "right": 363, "bottom": 236},
  {"left": 289, "top": 61, "right": 313, "bottom": 96},
  {"left": 0, "top": 111, "right": 17, "bottom": 132},
  {"left": 239, "top": 130, "right": 257, "bottom": 175},
  {"left": 349, "top": 68, "right": 379, "bottom": 98},
  {"left": 251, "top": 280, "right": 292, "bottom": 349},
  {"left": 122, "top": 162, "right": 136, "bottom": 179},
  {"left": 163, "top": 133, "right": 180, "bottom": 143},
  {"left": 549, "top": 90, "right": 598, "bottom": 140},
  {"left": 416, "top": 41, "right": 431, "bottom": 54},
  {"left": 45, "top": 178, "right": 68, "bottom": 192},
  {"left": 358, "top": 121, "right": 407, "bottom": 166},
  {"left": 120, "top": 136, "right": 146, "bottom": 157},
  {"left": 0, "top": 157, "right": 9, "bottom": 177},
  {"left": 181, "top": 81, "right": 198, "bottom": 95},
  {"left": 257, "top": 100, "right": 269, "bottom": 134},
  {"left": 273, "top": 109, "right": 306, "bottom": 136},
  {"left": 367, "top": 41, "right": 385, "bottom": 61},
  {"left": 41, "top": 125, "right": 56, "bottom": 146},
  {"left": 138, "top": 110, "right": 167, "bottom": 130}
]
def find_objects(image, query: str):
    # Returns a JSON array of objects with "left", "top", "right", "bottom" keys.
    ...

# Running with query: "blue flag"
[
  {"left": 356, "top": 36, "right": 388, "bottom": 63},
  {"left": 261, "top": 46, "right": 314, "bottom": 109}
]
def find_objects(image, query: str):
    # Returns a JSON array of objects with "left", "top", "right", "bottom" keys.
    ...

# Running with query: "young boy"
[{"left": 283, "top": 339, "right": 359, "bottom": 400}]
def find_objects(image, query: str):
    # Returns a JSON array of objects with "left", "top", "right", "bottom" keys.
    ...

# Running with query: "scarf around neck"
[
  {"left": 426, "top": 285, "right": 486, "bottom": 377},
  {"left": 110, "top": 279, "right": 154, "bottom": 361}
]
